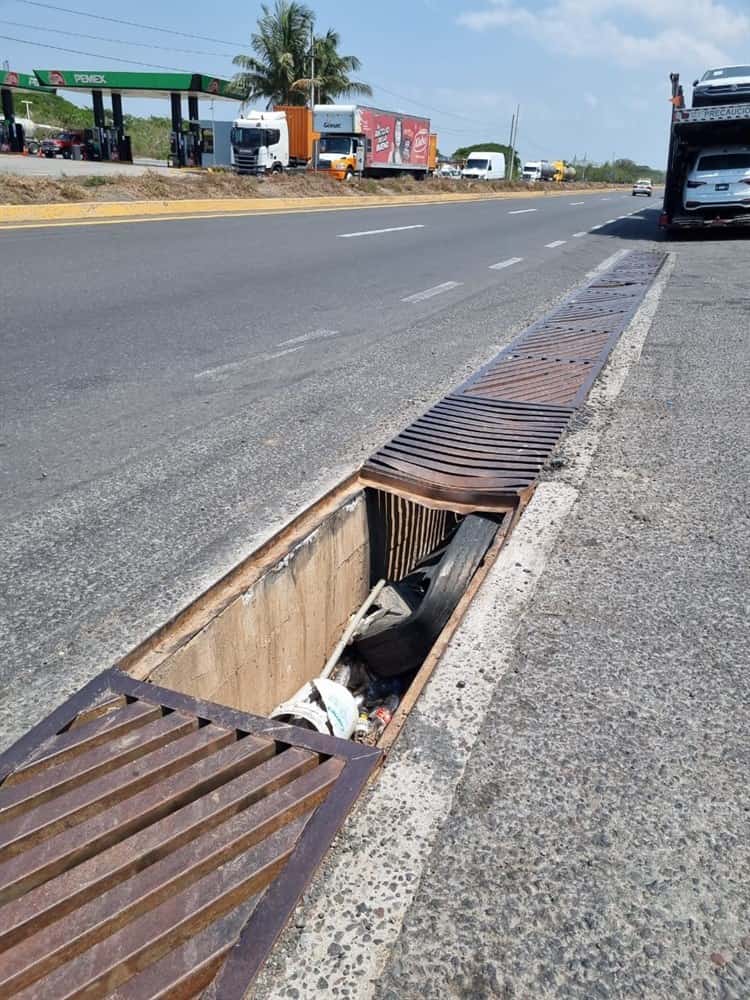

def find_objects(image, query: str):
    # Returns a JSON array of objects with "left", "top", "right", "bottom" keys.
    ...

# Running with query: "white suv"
[
  {"left": 693, "top": 66, "right": 750, "bottom": 107},
  {"left": 683, "top": 146, "right": 750, "bottom": 213}
]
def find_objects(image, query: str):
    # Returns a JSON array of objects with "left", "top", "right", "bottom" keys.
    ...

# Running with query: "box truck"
[
  {"left": 313, "top": 104, "right": 431, "bottom": 180},
  {"left": 231, "top": 106, "right": 314, "bottom": 174}
]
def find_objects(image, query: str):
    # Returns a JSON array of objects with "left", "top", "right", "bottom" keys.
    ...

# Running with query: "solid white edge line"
[
  {"left": 337, "top": 224, "right": 425, "bottom": 238},
  {"left": 545, "top": 240, "right": 567, "bottom": 248},
  {"left": 402, "top": 280, "right": 463, "bottom": 303},
  {"left": 489, "top": 256, "right": 524, "bottom": 270}
]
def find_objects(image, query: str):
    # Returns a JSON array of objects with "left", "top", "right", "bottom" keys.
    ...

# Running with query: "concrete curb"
[{"left": 0, "top": 186, "right": 626, "bottom": 226}]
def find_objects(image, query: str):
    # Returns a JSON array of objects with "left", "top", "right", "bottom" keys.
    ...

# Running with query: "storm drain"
[
  {"left": 0, "top": 249, "right": 667, "bottom": 997},
  {"left": 0, "top": 671, "right": 379, "bottom": 999},
  {"left": 363, "top": 250, "right": 665, "bottom": 506}
]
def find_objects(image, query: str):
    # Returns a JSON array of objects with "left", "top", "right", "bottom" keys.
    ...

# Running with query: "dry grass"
[{"left": 0, "top": 168, "right": 623, "bottom": 207}]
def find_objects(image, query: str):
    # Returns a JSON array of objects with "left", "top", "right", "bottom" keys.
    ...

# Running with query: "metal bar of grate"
[
  {"left": 362, "top": 251, "right": 666, "bottom": 507},
  {"left": 0, "top": 671, "right": 380, "bottom": 999}
]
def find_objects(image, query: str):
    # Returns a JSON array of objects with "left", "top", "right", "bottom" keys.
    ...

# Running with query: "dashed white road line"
[
  {"left": 402, "top": 280, "right": 463, "bottom": 303},
  {"left": 489, "top": 256, "right": 523, "bottom": 270},
  {"left": 590, "top": 224, "right": 604, "bottom": 230},
  {"left": 278, "top": 328, "right": 339, "bottom": 347},
  {"left": 569, "top": 201, "right": 585, "bottom": 206},
  {"left": 605, "top": 219, "right": 616, "bottom": 224},
  {"left": 194, "top": 345, "right": 302, "bottom": 379},
  {"left": 337, "top": 224, "right": 425, "bottom": 238},
  {"left": 508, "top": 208, "right": 538, "bottom": 215},
  {"left": 545, "top": 240, "right": 567, "bottom": 248},
  {"left": 572, "top": 232, "right": 586, "bottom": 238}
]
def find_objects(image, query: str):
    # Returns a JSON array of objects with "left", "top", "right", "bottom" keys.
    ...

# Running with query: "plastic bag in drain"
[{"left": 270, "top": 678, "right": 359, "bottom": 740}]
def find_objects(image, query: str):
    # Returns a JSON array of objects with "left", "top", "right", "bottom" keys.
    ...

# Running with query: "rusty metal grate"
[
  {"left": 362, "top": 394, "right": 573, "bottom": 508},
  {"left": 0, "top": 670, "right": 380, "bottom": 999},
  {"left": 363, "top": 251, "right": 666, "bottom": 507}
]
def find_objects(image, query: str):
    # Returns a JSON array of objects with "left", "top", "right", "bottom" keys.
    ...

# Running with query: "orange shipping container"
[
  {"left": 428, "top": 133, "right": 438, "bottom": 172},
  {"left": 274, "top": 105, "right": 317, "bottom": 164}
]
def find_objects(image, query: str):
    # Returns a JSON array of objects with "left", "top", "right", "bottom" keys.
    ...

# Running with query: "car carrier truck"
[
  {"left": 313, "top": 104, "right": 432, "bottom": 180},
  {"left": 661, "top": 72, "right": 750, "bottom": 233}
]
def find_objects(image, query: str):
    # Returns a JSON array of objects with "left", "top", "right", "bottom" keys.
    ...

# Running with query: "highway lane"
[{"left": 0, "top": 191, "right": 662, "bottom": 749}]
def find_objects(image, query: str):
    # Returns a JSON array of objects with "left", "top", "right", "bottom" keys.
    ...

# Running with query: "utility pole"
[
  {"left": 509, "top": 103, "right": 520, "bottom": 181},
  {"left": 310, "top": 22, "right": 315, "bottom": 109}
]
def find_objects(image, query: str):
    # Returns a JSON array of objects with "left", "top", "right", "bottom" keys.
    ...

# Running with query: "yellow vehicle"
[{"left": 552, "top": 160, "right": 577, "bottom": 182}]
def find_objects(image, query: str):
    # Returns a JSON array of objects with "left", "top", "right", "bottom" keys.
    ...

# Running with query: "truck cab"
[
  {"left": 316, "top": 134, "right": 364, "bottom": 180},
  {"left": 231, "top": 111, "right": 289, "bottom": 175}
]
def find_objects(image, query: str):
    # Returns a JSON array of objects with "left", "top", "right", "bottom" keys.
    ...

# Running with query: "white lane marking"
[
  {"left": 337, "top": 224, "right": 425, "bottom": 238},
  {"left": 590, "top": 224, "right": 604, "bottom": 230},
  {"left": 195, "top": 345, "right": 302, "bottom": 379},
  {"left": 508, "top": 208, "right": 537, "bottom": 215},
  {"left": 545, "top": 240, "right": 567, "bottom": 248},
  {"left": 569, "top": 201, "right": 585, "bottom": 206},
  {"left": 278, "top": 328, "right": 339, "bottom": 347},
  {"left": 489, "top": 256, "right": 523, "bottom": 270},
  {"left": 600, "top": 197, "right": 611, "bottom": 201},
  {"left": 605, "top": 219, "right": 616, "bottom": 224},
  {"left": 572, "top": 231, "right": 586, "bottom": 237},
  {"left": 402, "top": 280, "right": 463, "bottom": 303}
]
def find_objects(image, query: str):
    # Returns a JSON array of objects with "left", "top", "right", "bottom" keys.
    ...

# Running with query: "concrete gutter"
[
  {"left": 0, "top": 186, "right": 626, "bottom": 227},
  {"left": 251, "top": 250, "right": 675, "bottom": 999}
]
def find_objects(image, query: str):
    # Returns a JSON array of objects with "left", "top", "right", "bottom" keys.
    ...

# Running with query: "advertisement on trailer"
[{"left": 361, "top": 109, "right": 430, "bottom": 169}]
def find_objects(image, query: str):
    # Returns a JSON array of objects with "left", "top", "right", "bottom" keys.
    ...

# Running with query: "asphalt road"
[{"left": 0, "top": 189, "right": 660, "bottom": 748}]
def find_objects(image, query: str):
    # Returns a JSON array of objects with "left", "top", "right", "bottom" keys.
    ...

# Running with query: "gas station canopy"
[
  {"left": 33, "top": 70, "right": 240, "bottom": 101},
  {"left": 0, "top": 70, "right": 54, "bottom": 94}
]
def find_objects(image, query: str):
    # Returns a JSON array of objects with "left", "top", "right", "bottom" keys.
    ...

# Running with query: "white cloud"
[{"left": 458, "top": 0, "right": 749, "bottom": 67}]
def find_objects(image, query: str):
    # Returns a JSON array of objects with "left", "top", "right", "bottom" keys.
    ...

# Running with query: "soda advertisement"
[{"left": 361, "top": 109, "right": 430, "bottom": 169}]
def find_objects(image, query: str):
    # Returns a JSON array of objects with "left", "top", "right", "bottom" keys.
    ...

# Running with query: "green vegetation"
[
  {"left": 453, "top": 142, "right": 521, "bottom": 177},
  {"left": 582, "top": 158, "right": 665, "bottom": 183},
  {"left": 232, "top": 0, "right": 371, "bottom": 106}
]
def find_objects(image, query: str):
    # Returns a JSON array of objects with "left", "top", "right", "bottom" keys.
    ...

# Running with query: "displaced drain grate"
[
  {"left": 0, "top": 671, "right": 379, "bottom": 999},
  {"left": 363, "top": 251, "right": 665, "bottom": 507},
  {"left": 361, "top": 394, "right": 573, "bottom": 508}
]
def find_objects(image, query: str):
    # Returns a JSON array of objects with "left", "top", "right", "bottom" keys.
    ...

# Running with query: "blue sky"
[{"left": 1, "top": 0, "right": 748, "bottom": 166}]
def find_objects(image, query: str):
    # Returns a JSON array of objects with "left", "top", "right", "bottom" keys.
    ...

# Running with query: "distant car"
[
  {"left": 632, "top": 178, "right": 653, "bottom": 196},
  {"left": 683, "top": 146, "right": 750, "bottom": 213},
  {"left": 692, "top": 66, "right": 750, "bottom": 107},
  {"left": 437, "top": 165, "right": 461, "bottom": 179},
  {"left": 41, "top": 130, "right": 84, "bottom": 159}
]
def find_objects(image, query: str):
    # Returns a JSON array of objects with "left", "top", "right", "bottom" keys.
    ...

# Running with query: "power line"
[
  {"left": 369, "top": 80, "right": 490, "bottom": 127},
  {"left": 0, "top": 32, "right": 227, "bottom": 73},
  {"left": 0, "top": 19, "right": 231, "bottom": 58},
  {"left": 14, "top": 0, "right": 237, "bottom": 47}
]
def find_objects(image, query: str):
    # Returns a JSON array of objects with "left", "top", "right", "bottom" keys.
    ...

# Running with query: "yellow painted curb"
[{"left": 0, "top": 187, "right": 626, "bottom": 226}]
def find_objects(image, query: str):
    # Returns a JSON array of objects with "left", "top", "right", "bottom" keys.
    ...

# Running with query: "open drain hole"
[{"left": 127, "top": 486, "right": 505, "bottom": 749}]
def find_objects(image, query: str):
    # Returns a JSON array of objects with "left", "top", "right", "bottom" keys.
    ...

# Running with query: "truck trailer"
[
  {"left": 661, "top": 72, "right": 750, "bottom": 233},
  {"left": 313, "top": 104, "right": 431, "bottom": 180}
]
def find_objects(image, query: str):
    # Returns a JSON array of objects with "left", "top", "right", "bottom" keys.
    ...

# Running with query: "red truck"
[
  {"left": 40, "top": 129, "right": 85, "bottom": 159},
  {"left": 312, "top": 104, "right": 432, "bottom": 180}
]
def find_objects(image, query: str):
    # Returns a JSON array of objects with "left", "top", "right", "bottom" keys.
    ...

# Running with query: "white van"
[{"left": 462, "top": 151, "right": 505, "bottom": 180}]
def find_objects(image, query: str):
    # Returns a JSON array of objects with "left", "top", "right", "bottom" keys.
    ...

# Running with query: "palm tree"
[
  {"left": 232, "top": 0, "right": 313, "bottom": 107},
  {"left": 295, "top": 29, "right": 373, "bottom": 105},
  {"left": 233, "top": 3, "right": 371, "bottom": 108}
]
